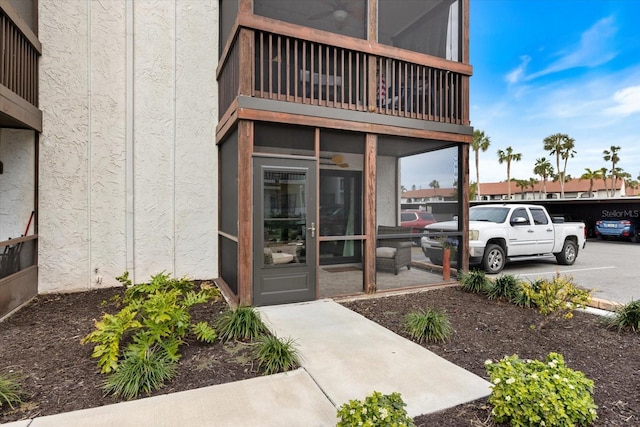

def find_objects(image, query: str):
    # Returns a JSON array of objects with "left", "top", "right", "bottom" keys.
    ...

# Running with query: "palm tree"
[
  {"left": 429, "top": 179, "right": 440, "bottom": 197},
  {"left": 472, "top": 130, "right": 491, "bottom": 200},
  {"left": 515, "top": 179, "right": 529, "bottom": 198},
  {"left": 497, "top": 147, "right": 522, "bottom": 198},
  {"left": 579, "top": 168, "right": 602, "bottom": 197},
  {"left": 533, "top": 157, "right": 554, "bottom": 199},
  {"left": 603, "top": 146, "right": 621, "bottom": 196},
  {"left": 543, "top": 133, "right": 576, "bottom": 198},
  {"left": 599, "top": 167, "right": 609, "bottom": 197},
  {"left": 528, "top": 177, "right": 539, "bottom": 199}
]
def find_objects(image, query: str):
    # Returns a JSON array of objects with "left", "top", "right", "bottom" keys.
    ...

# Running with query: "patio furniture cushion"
[{"left": 376, "top": 247, "right": 397, "bottom": 259}]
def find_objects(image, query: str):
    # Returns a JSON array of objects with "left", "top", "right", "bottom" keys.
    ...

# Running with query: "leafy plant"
[
  {"left": 512, "top": 278, "right": 542, "bottom": 309},
  {"left": 485, "top": 353, "right": 597, "bottom": 426},
  {"left": 459, "top": 269, "right": 491, "bottom": 294},
  {"left": 82, "top": 272, "right": 220, "bottom": 397},
  {"left": 103, "top": 346, "right": 176, "bottom": 400},
  {"left": 254, "top": 335, "right": 300, "bottom": 375},
  {"left": 336, "top": 391, "right": 415, "bottom": 427},
  {"left": 487, "top": 274, "right": 521, "bottom": 301},
  {"left": 605, "top": 299, "right": 640, "bottom": 332},
  {"left": 215, "top": 306, "right": 268, "bottom": 342},
  {"left": 403, "top": 308, "right": 452, "bottom": 343},
  {"left": 520, "top": 274, "right": 591, "bottom": 328},
  {"left": 0, "top": 371, "right": 26, "bottom": 410}
]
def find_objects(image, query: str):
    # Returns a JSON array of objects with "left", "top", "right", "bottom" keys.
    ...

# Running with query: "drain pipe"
[{"left": 125, "top": 0, "right": 135, "bottom": 283}]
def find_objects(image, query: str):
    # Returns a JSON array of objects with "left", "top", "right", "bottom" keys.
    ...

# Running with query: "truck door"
[
  {"left": 507, "top": 208, "right": 537, "bottom": 256},
  {"left": 529, "top": 207, "right": 555, "bottom": 253}
]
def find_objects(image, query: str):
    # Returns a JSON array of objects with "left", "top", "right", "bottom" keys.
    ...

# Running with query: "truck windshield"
[{"left": 470, "top": 207, "right": 509, "bottom": 223}]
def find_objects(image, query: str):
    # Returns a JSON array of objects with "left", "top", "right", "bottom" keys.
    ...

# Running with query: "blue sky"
[{"left": 469, "top": 0, "right": 640, "bottom": 184}]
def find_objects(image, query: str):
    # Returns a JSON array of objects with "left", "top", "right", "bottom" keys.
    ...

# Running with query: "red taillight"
[{"left": 621, "top": 220, "right": 631, "bottom": 225}]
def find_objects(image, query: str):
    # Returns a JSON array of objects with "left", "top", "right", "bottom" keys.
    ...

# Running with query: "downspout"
[
  {"left": 125, "top": 0, "right": 135, "bottom": 283},
  {"left": 87, "top": 0, "right": 93, "bottom": 288}
]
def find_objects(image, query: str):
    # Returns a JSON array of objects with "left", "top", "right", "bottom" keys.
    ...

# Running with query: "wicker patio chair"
[{"left": 376, "top": 225, "right": 413, "bottom": 275}]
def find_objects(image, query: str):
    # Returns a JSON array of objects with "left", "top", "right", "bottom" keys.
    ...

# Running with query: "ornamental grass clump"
[
  {"left": 403, "top": 308, "right": 452, "bottom": 343},
  {"left": 487, "top": 274, "right": 522, "bottom": 302},
  {"left": 459, "top": 269, "right": 491, "bottom": 294},
  {"left": 215, "top": 305, "right": 269, "bottom": 342},
  {"left": 254, "top": 335, "right": 300, "bottom": 375},
  {"left": 605, "top": 299, "right": 640, "bottom": 332},
  {"left": 336, "top": 391, "right": 415, "bottom": 427},
  {"left": 0, "top": 371, "right": 26, "bottom": 411},
  {"left": 485, "top": 353, "right": 597, "bottom": 427}
]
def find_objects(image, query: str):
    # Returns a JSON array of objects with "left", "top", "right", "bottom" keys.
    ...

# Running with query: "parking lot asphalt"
[{"left": 483, "top": 239, "right": 639, "bottom": 305}]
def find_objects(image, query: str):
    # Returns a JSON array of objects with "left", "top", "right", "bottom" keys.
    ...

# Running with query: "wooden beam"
[
  {"left": 237, "top": 120, "right": 253, "bottom": 305},
  {"left": 460, "top": 142, "right": 470, "bottom": 272},
  {"left": 364, "top": 134, "right": 376, "bottom": 293},
  {"left": 238, "top": 28, "right": 254, "bottom": 97}
]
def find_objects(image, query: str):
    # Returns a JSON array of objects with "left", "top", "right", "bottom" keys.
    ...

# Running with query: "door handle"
[
  {"left": 307, "top": 222, "right": 316, "bottom": 238},
  {"left": 528, "top": 229, "right": 534, "bottom": 233}
]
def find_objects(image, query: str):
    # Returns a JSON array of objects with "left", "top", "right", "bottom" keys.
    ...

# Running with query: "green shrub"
[
  {"left": 512, "top": 278, "right": 542, "bottom": 308},
  {"left": 215, "top": 306, "right": 269, "bottom": 342},
  {"left": 487, "top": 274, "right": 521, "bottom": 301},
  {"left": 254, "top": 335, "right": 300, "bottom": 375},
  {"left": 0, "top": 371, "right": 26, "bottom": 410},
  {"left": 605, "top": 299, "right": 640, "bottom": 332},
  {"left": 459, "top": 269, "right": 491, "bottom": 294},
  {"left": 103, "top": 346, "right": 176, "bottom": 400},
  {"left": 82, "top": 272, "right": 219, "bottom": 397},
  {"left": 336, "top": 391, "right": 415, "bottom": 427},
  {"left": 485, "top": 353, "right": 597, "bottom": 426},
  {"left": 403, "top": 308, "right": 452, "bottom": 343},
  {"left": 520, "top": 274, "right": 591, "bottom": 328}
]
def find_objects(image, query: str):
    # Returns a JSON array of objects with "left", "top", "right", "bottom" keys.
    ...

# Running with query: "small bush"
[
  {"left": 216, "top": 306, "right": 268, "bottom": 342},
  {"left": 403, "top": 308, "right": 452, "bottom": 343},
  {"left": 459, "top": 269, "right": 491, "bottom": 294},
  {"left": 512, "top": 278, "right": 542, "bottom": 308},
  {"left": 605, "top": 299, "right": 640, "bottom": 332},
  {"left": 103, "top": 346, "right": 176, "bottom": 400},
  {"left": 0, "top": 371, "right": 26, "bottom": 410},
  {"left": 487, "top": 274, "right": 521, "bottom": 301},
  {"left": 336, "top": 391, "right": 415, "bottom": 427},
  {"left": 486, "top": 353, "right": 597, "bottom": 426},
  {"left": 254, "top": 335, "right": 300, "bottom": 375},
  {"left": 520, "top": 274, "right": 591, "bottom": 328}
]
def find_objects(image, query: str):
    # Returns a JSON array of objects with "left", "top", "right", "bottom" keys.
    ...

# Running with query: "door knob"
[{"left": 307, "top": 222, "right": 316, "bottom": 238}]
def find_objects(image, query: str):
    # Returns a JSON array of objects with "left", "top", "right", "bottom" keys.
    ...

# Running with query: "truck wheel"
[
  {"left": 482, "top": 244, "right": 505, "bottom": 274},
  {"left": 555, "top": 240, "right": 577, "bottom": 265}
]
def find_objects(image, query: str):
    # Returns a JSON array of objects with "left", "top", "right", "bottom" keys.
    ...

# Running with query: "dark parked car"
[{"left": 594, "top": 218, "right": 640, "bottom": 242}]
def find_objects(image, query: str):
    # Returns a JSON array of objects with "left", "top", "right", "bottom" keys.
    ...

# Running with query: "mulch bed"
[{"left": 1, "top": 285, "right": 639, "bottom": 425}]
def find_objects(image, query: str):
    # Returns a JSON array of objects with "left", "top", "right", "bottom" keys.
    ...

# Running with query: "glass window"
[
  {"left": 378, "top": 0, "right": 460, "bottom": 61},
  {"left": 254, "top": 0, "right": 366, "bottom": 40},
  {"left": 530, "top": 208, "right": 549, "bottom": 225},
  {"left": 511, "top": 208, "right": 531, "bottom": 225}
]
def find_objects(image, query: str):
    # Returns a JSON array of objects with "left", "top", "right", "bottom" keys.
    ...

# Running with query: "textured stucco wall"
[
  {"left": 376, "top": 156, "right": 398, "bottom": 226},
  {"left": 38, "top": 0, "right": 218, "bottom": 292},
  {"left": 0, "top": 130, "right": 36, "bottom": 240}
]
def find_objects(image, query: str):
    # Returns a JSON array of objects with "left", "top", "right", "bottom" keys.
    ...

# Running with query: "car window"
[
  {"left": 401, "top": 212, "right": 416, "bottom": 222},
  {"left": 469, "top": 207, "right": 509, "bottom": 223},
  {"left": 530, "top": 208, "right": 548, "bottom": 225},
  {"left": 419, "top": 212, "right": 434, "bottom": 221},
  {"left": 510, "top": 208, "right": 531, "bottom": 225}
]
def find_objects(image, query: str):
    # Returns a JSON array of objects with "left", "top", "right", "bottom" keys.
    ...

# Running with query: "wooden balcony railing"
[
  {"left": 0, "top": 6, "right": 40, "bottom": 107},
  {"left": 219, "top": 28, "right": 468, "bottom": 126}
]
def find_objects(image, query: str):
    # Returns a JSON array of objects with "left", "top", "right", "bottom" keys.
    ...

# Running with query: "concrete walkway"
[{"left": 5, "top": 299, "right": 491, "bottom": 426}]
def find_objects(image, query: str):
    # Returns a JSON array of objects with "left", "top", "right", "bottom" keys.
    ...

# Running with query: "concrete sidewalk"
[{"left": 4, "top": 299, "right": 490, "bottom": 426}]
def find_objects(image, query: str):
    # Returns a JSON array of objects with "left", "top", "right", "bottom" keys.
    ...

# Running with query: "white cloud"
[
  {"left": 505, "top": 56, "right": 530, "bottom": 84},
  {"left": 527, "top": 17, "right": 618, "bottom": 80},
  {"left": 604, "top": 85, "right": 640, "bottom": 116}
]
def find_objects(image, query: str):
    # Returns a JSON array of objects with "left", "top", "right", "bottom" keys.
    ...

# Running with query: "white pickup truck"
[{"left": 421, "top": 204, "right": 586, "bottom": 274}]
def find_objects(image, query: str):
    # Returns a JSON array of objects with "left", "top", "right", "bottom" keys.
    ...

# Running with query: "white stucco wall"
[
  {"left": 0, "top": 130, "right": 36, "bottom": 241},
  {"left": 376, "top": 155, "right": 398, "bottom": 226},
  {"left": 38, "top": 0, "right": 218, "bottom": 292}
]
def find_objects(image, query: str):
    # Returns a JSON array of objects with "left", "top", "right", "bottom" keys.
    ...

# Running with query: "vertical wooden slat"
[
  {"left": 302, "top": 40, "right": 307, "bottom": 103},
  {"left": 293, "top": 39, "right": 299, "bottom": 101},
  {"left": 460, "top": 142, "right": 470, "bottom": 272},
  {"left": 237, "top": 120, "right": 253, "bottom": 305},
  {"left": 238, "top": 29, "right": 254, "bottom": 97},
  {"left": 285, "top": 37, "right": 290, "bottom": 100},
  {"left": 363, "top": 134, "right": 377, "bottom": 293},
  {"left": 276, "top": 35, "right": 282, "bottom": 99}
]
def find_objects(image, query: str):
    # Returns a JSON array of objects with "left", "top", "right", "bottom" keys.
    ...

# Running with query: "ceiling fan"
[{"left": 308, "top": 0, "right": 356, "bottom": 27}]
